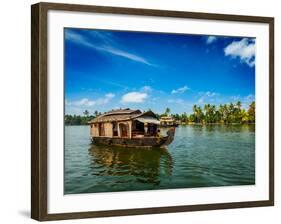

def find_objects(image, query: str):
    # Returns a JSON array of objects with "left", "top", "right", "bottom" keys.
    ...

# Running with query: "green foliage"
[
  {"left": 155, "top": 101, "right": 255, "bottom": 125},
  {"left": 65, "top": 111, "right": 96, "bottom": 125},
  {"left": 187, "top": 101, "right": 255, "bottom": 124},
  {"left": 247, "top": 101, "right": 255, "bottom": 123}
]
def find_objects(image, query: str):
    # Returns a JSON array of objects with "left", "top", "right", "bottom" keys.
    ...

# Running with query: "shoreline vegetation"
[{"left": 65, "top": 101, "right": 255, "bottom": 126}]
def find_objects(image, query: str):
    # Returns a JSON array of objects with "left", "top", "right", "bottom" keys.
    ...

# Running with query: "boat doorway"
[
  {"left": 98, "top": 123, "right": 105, "bottom": 136},
  {"left": 119, "top": 123, "right": 128, "bottom": 137},
  {"left": 112, "top": 122, "right": 118, "bottom": 137}
]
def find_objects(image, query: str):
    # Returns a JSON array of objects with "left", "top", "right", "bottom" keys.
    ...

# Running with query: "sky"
[{"left": 64, "top": 28, "right": 255, "bottom": 115}]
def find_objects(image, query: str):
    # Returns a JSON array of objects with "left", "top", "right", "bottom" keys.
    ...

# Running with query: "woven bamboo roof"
[{"left": 89, "top": 109, "right": 157, "bottom": 123}]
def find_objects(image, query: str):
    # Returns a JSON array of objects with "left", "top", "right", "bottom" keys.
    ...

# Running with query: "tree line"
[
  {"left": 65, "top": 110, "right": 101, "bottom": 125},
  {"left": 161, "top": 101, "right": 255, "bottom": 124},
  {"left": 65, "top": 101, "right": 255, "bottom": 125}
]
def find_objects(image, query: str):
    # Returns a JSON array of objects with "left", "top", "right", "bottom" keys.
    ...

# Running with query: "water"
[{"left": 64, "top": 125, "right": 255, "bottom": 194}]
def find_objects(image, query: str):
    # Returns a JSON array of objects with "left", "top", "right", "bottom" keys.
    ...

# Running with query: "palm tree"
[
  {"left": 83, "top": 110, "right": 89, "bottom": 117},
  {"left": 204, "top": 104, "right": 211, "bottom": 123},
  {"left": 192, "top": 105, "right": 198, "bottom": 122},
  {"left": 214, "top": 110, "right": 221, "bottom": 123},
  {"left": 210, "top": 105, "right": 216, "bottom": 123},
  {"left": 220, "top": 104, "right": 229, "bottom": 124},
  {"left": 236, "top": 101, "right": 242, "bottom": 109},
  {"left": 165, "top": 107, "right": 171, "bottom": 115},
  {"left": 196, "top": 106, "right": 204, "bottom": 123},
  {"left": 229, "top": 103, "right": 234, "bottom": 113},
  {"left": 193, "top": 105, "right": 197, "bottom": 113},
  {"left": 204, "top": 104, "right": 217, "bottom": 123},
  {"left": 94, "top": 110, "right": 99, "bottom": 117},
  {"left": 248, "top": 101, "right": 255, "bottom": 123},
  {"left": 218, "top": 104, "right": 224, "bottom": 123},
  {"left": 241, "top": 109, "right": 249, "bottom": 123},
  {"left": 234, "top": 101, "right": 242, "bottom": 123}
]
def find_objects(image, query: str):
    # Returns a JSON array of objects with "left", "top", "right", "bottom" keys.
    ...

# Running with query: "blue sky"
[{"left": 64, "top": 28, "right": 255, "bottom": 115}]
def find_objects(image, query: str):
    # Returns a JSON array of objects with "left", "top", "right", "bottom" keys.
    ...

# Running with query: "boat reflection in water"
[{"left": 87, "top": 145, "right": 173, "bottom": 192}]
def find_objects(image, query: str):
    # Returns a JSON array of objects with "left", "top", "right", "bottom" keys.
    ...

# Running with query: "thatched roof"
[{"left": 89, "top": 109, "right": 157, "bottom": 123}]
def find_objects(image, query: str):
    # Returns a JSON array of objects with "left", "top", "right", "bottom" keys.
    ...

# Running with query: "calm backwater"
[{"left": 64, "top": 125, "right": 255, "bottom": 194}]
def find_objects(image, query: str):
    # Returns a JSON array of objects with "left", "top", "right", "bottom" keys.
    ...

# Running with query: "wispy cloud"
[
  {"left": 205, "top": 91, "right": 217, "bottom": 97},
  {"left": 197, "top": 91, "right": 218, "bottom": 104},
  {"left": 121, "top": 92, "right": 148, "bottom": 103},
  {"left": 198, "top": 97, "right": 204, "bottom": 104},
  {"left": 168, "top": 99, "right": 184, "bottom": 104},
  {"left": 66, "top": 93, "right": 115, "bottom": 107},
  {"left": 224, "top": 38, "right": 255, "bottom": 67},
  {"left": 65, "top": 29, "right": 155, "bottom": 66},
  {"left": 242, "top": 94, "right": 255, "bottom": 107},
  {"left": 226, "top": 94, "right": 255, "bottom": 109},
  {"left": 206, "top": 36, "right": 217, "bottom": 44},
  {"left": 171, "top": 85, "right": 190, "bottom": 94}
]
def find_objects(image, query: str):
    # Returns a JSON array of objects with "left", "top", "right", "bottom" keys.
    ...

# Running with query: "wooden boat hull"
[
  {"left": 91, "top": 136, "right": 167, "bottom": 148},
  {"left": 91, "top": 128, "right": 175, "bottom": 148}
]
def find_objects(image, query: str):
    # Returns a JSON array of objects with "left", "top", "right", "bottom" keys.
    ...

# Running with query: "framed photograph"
[{"left": 31, "top": 2, "right": 274, "bottom": 221}]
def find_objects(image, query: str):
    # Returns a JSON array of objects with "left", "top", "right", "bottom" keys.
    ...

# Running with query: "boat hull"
[
  {"left": 91, "top": 136, "right": 169, "bottom": 148},
  {"left": 91, "top": 127, "right": 176, "bottom": 148}
]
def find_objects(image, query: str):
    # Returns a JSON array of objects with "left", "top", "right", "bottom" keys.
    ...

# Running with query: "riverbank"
[{"left": 179, "top": 122, "right": 255, "bottom": 125}]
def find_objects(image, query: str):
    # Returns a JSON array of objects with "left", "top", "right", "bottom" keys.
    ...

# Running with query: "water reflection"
[
  {"left": 203, "top": 124, "right": 255, "bottom": 133},
  {"left": 88, "top": 145, "right": 173, "bottom": 185}
]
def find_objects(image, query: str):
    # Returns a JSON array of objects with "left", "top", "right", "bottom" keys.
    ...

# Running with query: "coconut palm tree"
[
  {"left": 248, "top": 101, "right": 255, "bottom": 123},
  {"left": 236, "top": 101, "right": 242, "bottom": 109},
  {"left": 94, "top": 110, "right": 99, "bottom": 117},
  {"left": 165, "top": 107, "right": 171, "bottom": 115},
  {"left": 204, "top": 104, "right": 211, "bottom": 123},
  {"left": 83, "top": 110, "right": 89, "bottom": 117}
]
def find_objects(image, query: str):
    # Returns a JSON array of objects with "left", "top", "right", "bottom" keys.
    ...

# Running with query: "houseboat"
[
  {"left": 159, "top": 116, "right": 178, "bottom": 127},
  {"left": 89, "top": 108, "right": 175, "bottom": 148}
]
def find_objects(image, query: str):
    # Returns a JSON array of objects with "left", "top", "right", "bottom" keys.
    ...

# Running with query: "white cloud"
[
  {"left": 197, "top": 91, "right": 218, "bottom": 104},
  {"left": 244, "top": 94, "right": 254, "bottom": 101},
  {"left": 69, "top": 98, "right": 96, "bottom": 107},
  {"left": 168, "top": 99, "right": 184, "bottom": 104},
  {"left": 224, "top": 38, "right": 255, "bottom": 67},
  {"left": 121, "top": 92, "right": 148, "bottom": 103},
  {"left": 243, "top": 94, "right": 255, "bottom": 105},
  {"left": 102, "top": 46, "right": 154, "bottom": 66},
  {"left": 65, "top": 30, "right": 154, "bottom": 66},
  {"left": 230, "top": 95, "right": 241, "bottom": 101},
  {"left": 206, "top": 36, "right": 217, "bottom": 44},
  {"left": 205, "top": 91, "right": 217, "bottom": 97},
  {"left": 228, "top": 94, "right": 254, "bottom": 109},
  {"left": 66, "top": 93, "right": 115, "bottom": 107},
  {"left": 198, "top": 97, "right": 204, "bottom": 104},
  {"left": 171, "top": 86, "right": 189, "bottom": 94},
  {"left": 105, "top": 93, "right": 115, "bottom": 99}
]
